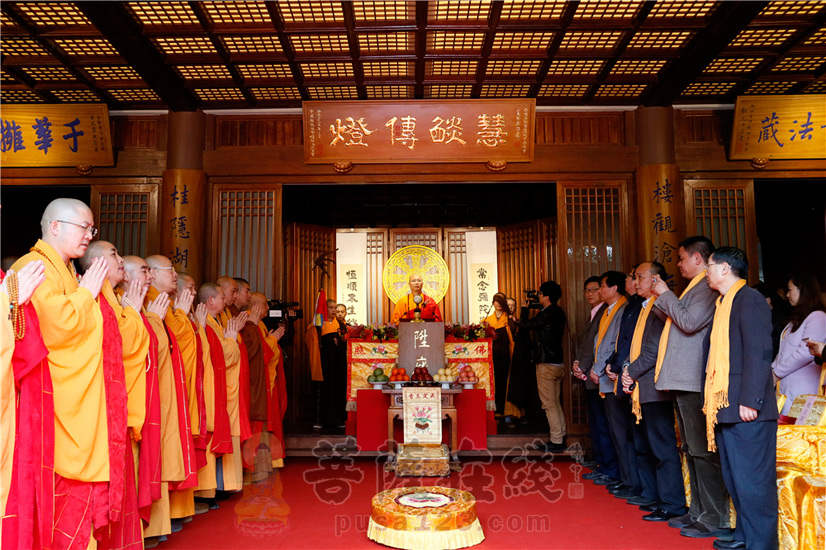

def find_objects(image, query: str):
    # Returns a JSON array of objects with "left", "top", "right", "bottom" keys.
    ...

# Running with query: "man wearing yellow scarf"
[
  {"left": 650, "top": 236, "right": 731, "bottom": 539},
  {"left": 587, "top": 271, "right": 629, "bottom": 486},
  {"left": 622, "top": 262, "right": 686, "bottom": 523},
  {"left": 704, "top": 247, "right": 777, "bottom": 550}
]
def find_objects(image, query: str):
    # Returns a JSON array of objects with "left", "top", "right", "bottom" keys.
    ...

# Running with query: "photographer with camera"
[{"left": 518, "top": 280, "right": 567, "bottom": 453}]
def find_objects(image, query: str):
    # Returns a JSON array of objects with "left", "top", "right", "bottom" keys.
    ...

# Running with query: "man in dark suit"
[
  {"left": 623, "top": 262, "right": 687, "bottom": 522},
  {"left": 704, "top": 247, "right": 778, "bottom": 550},
  {"left": 602, "top": 267, "right": 648, "bottom": 500},
  {"left": 572, "top": 276, "right": 617, "bottom": 482}
]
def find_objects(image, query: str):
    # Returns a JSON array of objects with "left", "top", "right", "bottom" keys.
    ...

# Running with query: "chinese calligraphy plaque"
[
  {"left": 730, "top": 95, "right": 825, "bottom": 160},
  {"left": 303, "top": 99, "right": 535, "bottom": 164},
  {"left": 1, "top": 104, "right": 113, "bottom": 167}
]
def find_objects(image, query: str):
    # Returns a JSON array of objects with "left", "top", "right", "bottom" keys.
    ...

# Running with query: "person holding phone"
[{"left": 772, "top": 272, "right": 826, "bottom": 415}]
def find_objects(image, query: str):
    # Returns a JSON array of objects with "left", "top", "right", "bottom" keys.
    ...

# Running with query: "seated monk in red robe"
[{"left": 390, "top": 273, "right": 443, "bottom": 324}]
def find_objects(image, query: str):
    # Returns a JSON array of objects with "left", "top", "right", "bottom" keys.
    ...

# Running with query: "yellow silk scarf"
[
  {"left": 654, "top": 271, "right": 707, "bottom": 383},
  {"left": 594, "top": 295, "right": 627, "bottom": 398},
  {"left": 702, "top": 278, "right": 747, "bottom": 452},
  {"left": 629, "top": 297, "right": 657, "bottom": 423},
  {"left": 595, "top": 295, "right": 627, "bottom": 357}
]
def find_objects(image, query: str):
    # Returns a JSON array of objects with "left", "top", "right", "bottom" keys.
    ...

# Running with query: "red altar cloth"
[{"left": 353, "top": 388, "right": 490, "bottom": 452}]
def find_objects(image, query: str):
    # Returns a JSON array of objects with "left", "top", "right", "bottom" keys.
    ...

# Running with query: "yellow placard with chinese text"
[
  {"left": 303, "top": 99, "right": 535, "bottom": 164},
  {"left": 0, "top": 104, "right": 113, "bottom": 167},
  {"left": 730, "top": 95, "right": 826, "bottom": 160}
]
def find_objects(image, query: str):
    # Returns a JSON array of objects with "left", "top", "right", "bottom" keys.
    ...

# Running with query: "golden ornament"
[{"left": 382, "top": 245, "right": 450, "bottom": 304}]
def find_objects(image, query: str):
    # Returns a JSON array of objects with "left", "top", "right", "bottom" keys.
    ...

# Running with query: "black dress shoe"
[
  {"left": 638, "top": 503, "right": 658, "bottom": 512},
  {"left": 593, "top": 475, "right": 619, "bottom": 486},
  {"left": 642, "top": 509, "right": 682, "bottom": 522},
  {"left": 613, "top": 488, "right": 637, "bottom": 499},
  {"left": 712, "top": 539, "right": 745, "bottom": 550},
  {"left": 627, "top": 495, "right": 657, "bottom": 506},
  {"left": 666, "top": 513, "right": 694, "bottom": 529},
  {"left": 582, "top": 471, "right": 601, "bottom": 480},
  {"left": 606, "top": 482, "right": 625, "bottom": 492}
]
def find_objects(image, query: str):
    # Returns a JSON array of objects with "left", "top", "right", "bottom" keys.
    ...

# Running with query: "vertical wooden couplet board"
[{"left": 398, "top": 321, "right": 445, "bottom": 375}]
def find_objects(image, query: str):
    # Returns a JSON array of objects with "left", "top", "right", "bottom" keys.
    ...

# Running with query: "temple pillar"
[
  {"left": 635, "top": 106, "right": 686, "bottom": 288},
  {"left": 161, "top": 110, "right": 206, "bottom": 284}
]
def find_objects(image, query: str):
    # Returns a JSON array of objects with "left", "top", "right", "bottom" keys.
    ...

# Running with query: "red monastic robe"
[
  {"left": 138, "top": 312, "right": 162, "bottom": 520},
  {"left": 165, "top": 329, "right": 198, "bottom": 491},
  {"left": 204, "top": 325, "right": 233, "bottom": 455},
  {"left": 1, "top": 300, "right": 54, "bottom": 550}
]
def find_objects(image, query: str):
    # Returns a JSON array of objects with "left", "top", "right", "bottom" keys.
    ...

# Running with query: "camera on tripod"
[
  {"left": 524, "top": 289, "right": 542, "bottom": 309},
  {"left": 264, "top": 299, "right": 303, "bottom": 331}
]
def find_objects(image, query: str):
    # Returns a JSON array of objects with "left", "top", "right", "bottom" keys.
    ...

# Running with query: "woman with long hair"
[
  {"left": 772, "top": 272, "right": 826, "bottom": 415},
  {"left": 485, "top": 292, "right": 515, "bottom": 417}
]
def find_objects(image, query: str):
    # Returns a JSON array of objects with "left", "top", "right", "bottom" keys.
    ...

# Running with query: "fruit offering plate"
[
  {"left": 407, "top": 380, "right": 438, "bottom": 387},
  {"left": 460, "top": 380, "right": 478, "bottom": 390},
  {"left": 367, "top": 486, "right": 485, "bottom": 550},
  {"left": 372, "top": 381, "right": 389, "bottom": 390}
]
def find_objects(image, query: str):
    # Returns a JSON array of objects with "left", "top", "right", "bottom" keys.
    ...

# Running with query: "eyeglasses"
[
  {"left": 584, "top": 288, "right": 599, "bottom": 294},
  {"left": 54, "top": 219, "right": 98, "bottom": 237},
  {"left": 707, "top": 262, "right": 723, "bottom": 268},
  {"left": 152, "top": 266, "right": 175, "bottom": 271}
]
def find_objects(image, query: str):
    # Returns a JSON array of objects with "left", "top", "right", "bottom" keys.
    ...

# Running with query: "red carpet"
[{"left": 160, "top": 455, "right": 716, "bottom": 549}]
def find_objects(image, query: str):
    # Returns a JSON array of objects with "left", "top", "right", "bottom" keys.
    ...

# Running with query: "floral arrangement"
[
  {"left": 444, "top": 323, "right": 495, "bottom": 342},
  {"left": 346, "top": 323, "right": 399, "bottom": 342},
  {"left": 345, "top": 322, "right": 493, "bottom": 342}
]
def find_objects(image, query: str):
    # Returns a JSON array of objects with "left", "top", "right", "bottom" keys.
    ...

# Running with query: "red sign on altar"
[{"left": 303, "top": 99, "right": 535, "bottom": 164}]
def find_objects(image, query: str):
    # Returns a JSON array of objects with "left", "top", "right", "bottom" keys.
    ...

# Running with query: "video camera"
[
  {"left": 524, "top": 289, "right": 543, "bottom": 310},
  {"left": 263, "top": 299, "right": 303, "bottom": 332}
]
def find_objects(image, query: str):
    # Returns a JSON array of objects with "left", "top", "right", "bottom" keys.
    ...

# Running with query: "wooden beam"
[
  {"left": 75, "top": 1, "right": 200, "bottom": 111},
  {"left": 643, "top": 1, "right": 770, "bottom": 106}
]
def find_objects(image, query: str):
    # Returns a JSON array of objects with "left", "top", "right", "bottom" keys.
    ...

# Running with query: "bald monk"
[
  {"left": 390, "top": 273, "right": 443, "bottom": 324},
  {"left": 144, "top": 256, "right": 198, "bottom": 530},
  {"left": 80, "top": 241, "right": 150, "bottom": 548},
  {"left": 232, "top": 279, "right": 268, "bottom": 426},
  {"left": 199, "top": 283, "right": 245, "bottom": 492},
  {"left": 216, "top": 276, "right": 252, "bottom": 446},
  {"left": 186, "top": 278, "right": 220, "bottom": 504},
  {"left": 176, "top": 272, "right": 210, "bottom": 516},
  {"left": 249, "top": 292, "right": 287, "bottom": 468},
  {"left": 11, "top": 198, "right": 114, "bottom": 549},
  {"left": 1, "top": 260, "right": 52, "bottom": 549},
  {"left": 141, "top": 257, "right": 187, "bottom": 541},
  {"left": 119, "top": 256, "right": 165, "bottom": 525}
]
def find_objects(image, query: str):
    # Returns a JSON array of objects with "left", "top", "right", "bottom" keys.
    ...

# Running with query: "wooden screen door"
[
  {"left": 684, "top": 179, "right": 760, "bottom": 283},
  {"left": 90, "top": 184, "right": 159, "bottom": 258},
  {"left": 285, "top": 222, "right": 336, "bottom": 423}
]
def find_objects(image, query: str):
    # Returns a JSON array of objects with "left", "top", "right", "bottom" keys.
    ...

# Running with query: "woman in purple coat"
[{"left": 772, "top": 272, "right": 826, "bottom": 415}]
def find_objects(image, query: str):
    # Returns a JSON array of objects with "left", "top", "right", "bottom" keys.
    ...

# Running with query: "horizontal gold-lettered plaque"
[
  {"left": 730, "top": 95, "right": 826, "bottom": 160},
  {"left": 304, "top": 99, "right": 534, "bottom": 164},
  {"left": 1, "top": 103, "right": 113, "bottom": 167}
]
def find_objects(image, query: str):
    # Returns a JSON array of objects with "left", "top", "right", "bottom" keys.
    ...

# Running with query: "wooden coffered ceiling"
[{"left": 1, "top": 1, "right": 825, "bottom": 110}]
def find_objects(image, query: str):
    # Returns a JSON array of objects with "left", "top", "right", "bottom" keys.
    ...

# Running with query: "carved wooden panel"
[
  {"left": 685, "top": 179, "right": 759, "bottom": 283},
  {"left": 285, "top": 222, "right": 336, "bottom": 422},
  {"left": 91, "top": 184, "right": 159, "bottom": 258},
  {"left": 216, "top": 189, "right": 278, "bottom": 297},
  {"left": 535, "top": 112, "right": 626, "bottom": 145},
  {"left": 676, "top": 110, "right": 722, "bottom": 144},
  {"left": 215, "top": 116, "right": 304, "bottom": 148},
  {"left": 445, "top": 229, "right": 468, "bottom": 324},
  {"left": 111, "top": 116, "right": 164, "bottom": 150},
  {"left": 557, "top": 181, "right": 629, "bottom": 428}
]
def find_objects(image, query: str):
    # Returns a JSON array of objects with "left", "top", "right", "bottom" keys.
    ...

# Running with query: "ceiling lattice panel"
[{"left": 1, "top": 0, "right": 823, "bottom": 108}]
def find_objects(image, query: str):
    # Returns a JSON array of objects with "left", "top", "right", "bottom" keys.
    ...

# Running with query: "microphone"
[{"left": 413, "top": 295, "right": 423, "bottom": 306}]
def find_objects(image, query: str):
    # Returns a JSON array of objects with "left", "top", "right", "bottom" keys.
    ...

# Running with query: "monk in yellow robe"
[
  {"left": 12, "top": 198, "right": 112, "bottom": 549},
  {"left": 391, "top": 273, "right": 443, "bottom": 324},
  {"left": 189, "top": 285, "right": 219, "bottom": 503},
  {"left": 80, "top": 240, "right": 150, "bottom": 547},
  {"left": 199, "top": 283, "right": 245, "bottom": 492},
  {"left": 1, "top": 260, "right": 46, "bottom": 545},
  {"left": 121, "top": 256, "right": 167, "bottom": 528},
  {"left": 142, "top": 259, "right": 185, "bottom": 540}
]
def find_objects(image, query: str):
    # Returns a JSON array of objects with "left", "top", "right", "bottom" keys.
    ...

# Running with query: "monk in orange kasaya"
[
  {"left": 11, "top": 198, "right": 116, "bottom": 549},
  {"left": 390, "top": 273, "right": 443, "bottom": 324}
]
